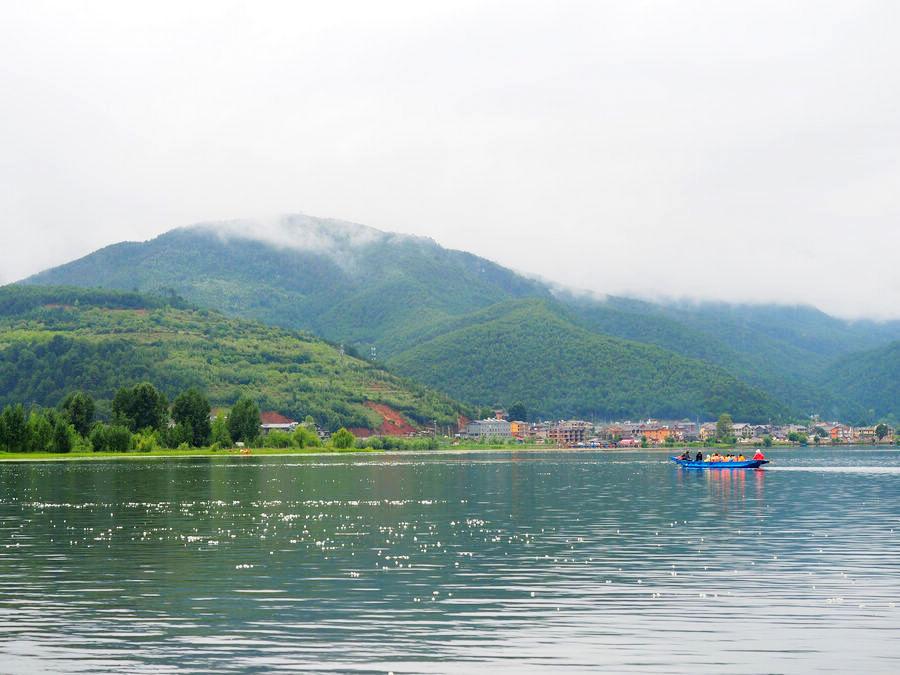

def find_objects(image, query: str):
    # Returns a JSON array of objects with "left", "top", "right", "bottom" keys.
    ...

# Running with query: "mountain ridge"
[{"left": 23, "top": 213, "right": 900, "bottom": 422}]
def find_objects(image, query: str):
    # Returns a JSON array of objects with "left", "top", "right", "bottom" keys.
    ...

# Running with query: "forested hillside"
[
  {"left": 823, "top": 341, "right": 900, "bottom": 422},
  {"left": 23, "top": 213, "right": 900, "bottom": 422},
  {"left": 26, "top": 216, "right": 548, "bottom": 350},
  {"left": 387, "top": 299, "right": 786, "bottom": 422},
  {"left": 0, "top": 286, "right": 467, "bottom": 431},
  {"left": 560, "top": 296, "right": 842, "bottom": 416}
]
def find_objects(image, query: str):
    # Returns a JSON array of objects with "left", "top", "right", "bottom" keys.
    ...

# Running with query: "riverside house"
[
  {"left": 464, "top": 418, "right": 512, "bottom": 439},
  {"left": 546, "top": 420, "right": 592, "bottom": 446},
  {"left": 509, "top": 420, "right": 528, "bottom": 439},
  {"left": 260, "top": 411, "right": 298, "bottom": 435}
]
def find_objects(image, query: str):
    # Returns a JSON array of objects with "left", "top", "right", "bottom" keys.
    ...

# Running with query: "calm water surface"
[{"left": 1, "top": 448, "right": 898, "bottom": 673}]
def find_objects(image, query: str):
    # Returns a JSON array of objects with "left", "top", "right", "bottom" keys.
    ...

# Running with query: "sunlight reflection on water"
[{"left": 0, "top": 447, "right": 898, "bottom": 672}]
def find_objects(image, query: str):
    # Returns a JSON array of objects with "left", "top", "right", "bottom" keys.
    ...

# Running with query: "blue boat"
[{"left": 671, "top": 456, "right": 769, "bottom": 469}]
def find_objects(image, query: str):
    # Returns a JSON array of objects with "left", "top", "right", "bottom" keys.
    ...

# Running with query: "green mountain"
[
  {"left": 386, "top": 299, "right": 786, "bottom": 421},
  {"left": 23, "top": 213, "right": 900, "bottom": 421},
  {"left": 0, "top": 285, "right": 467, "bottom": 431},
  {"left": 822, "top": 341, "right": 900, "bottom": 423},
  {"left": 25, "top": 216, "right": 548, "bottom": 350},
  {"left": 558, "top": 296, "right": 843, "bottom": 415}
]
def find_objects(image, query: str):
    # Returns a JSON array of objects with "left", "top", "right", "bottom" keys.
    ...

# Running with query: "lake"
[{"left": 1, "top": 448, "right": 898, "bottom": 673}]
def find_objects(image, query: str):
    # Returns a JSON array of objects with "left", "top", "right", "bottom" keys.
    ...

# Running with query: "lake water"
[{"left": 1, "top": 448, "right": 898, "bottom": 673}]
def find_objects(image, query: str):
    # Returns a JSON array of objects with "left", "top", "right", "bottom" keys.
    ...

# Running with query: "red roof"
[{"left": 260, "top": 411, "right": 296, "bottom": 425}]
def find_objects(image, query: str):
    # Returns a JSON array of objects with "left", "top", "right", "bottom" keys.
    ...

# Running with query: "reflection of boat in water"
[{"left": 671, "top": 457, "right": 768, "bottom": 469}]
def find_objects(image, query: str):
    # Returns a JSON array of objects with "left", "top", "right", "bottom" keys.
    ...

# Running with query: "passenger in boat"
[
  {"left": 753, "top": 449, "right": 766, "bottom": 460},
  {"left": 679, "top": 450, "right": 690, "bottom": 461},
  {"left": 738, "top": 454, "right": 746, "bottom": 461},
  {"left": 695, "top": 451, "right": 703, "bottom": 462}
]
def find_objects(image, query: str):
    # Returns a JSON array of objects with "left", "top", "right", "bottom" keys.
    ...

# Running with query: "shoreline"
[{"left": 0, "top": 443, "right": 884, "bottom": 464}]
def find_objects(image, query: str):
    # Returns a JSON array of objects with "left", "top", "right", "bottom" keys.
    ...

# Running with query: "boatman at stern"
[{"left": 753, "top": 449, "right": 766, "bottom": 461}]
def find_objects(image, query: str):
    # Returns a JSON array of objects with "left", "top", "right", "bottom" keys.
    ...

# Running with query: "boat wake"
[{"left": 767, "top": 466, "right": 900, "bottom": 475}]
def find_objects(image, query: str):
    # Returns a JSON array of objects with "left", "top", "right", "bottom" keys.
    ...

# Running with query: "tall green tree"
[
  {"left": 331, "top": 427, "right": 355, "bottom": 449},
  {"left": 0, "top": 404, "right": 28, "bottom": 452},
  {"left": 875, "top": 423, "right": 889, "bottom": 441},
  {"left": 90, "top": 423, "right": 133, "bottom": 452},
  {"left": 292, "top": 425, "right": 320, "bottom": 448},
  {"left": 171, "top": 388, "right": 211, "bottom": 447},
  {"left": 161, "top": 422, "right": 192, "bottom": 449},
  {"left": 210, "top": 412, "right": 232, "bottom": 447},
  {"left": 228, "top": 396, "right": 260, "bottom": 443},
  {"left": 508, "top": 402, "right": 527, "bottom": 421},
  {"left": 26, "top": 410, "right": 54, "bottom": 453},
  {"left": 51, "top": 416, "right": 75, "bottom": 453},
  {"left": 61, "top": 391, "right": 95, "bottom": 437},
  {"left": 716, "top": 413, "right": 734, "bottom": 441},
  {"left": 112, "top": 382, "right": 168, "bottom": 432}
]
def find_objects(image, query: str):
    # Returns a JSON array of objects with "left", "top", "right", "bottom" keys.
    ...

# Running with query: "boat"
[{"left": 670, "top": 456, "right": 769, "bottom": 469}]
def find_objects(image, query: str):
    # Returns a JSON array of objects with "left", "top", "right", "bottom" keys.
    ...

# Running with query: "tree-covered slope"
[
  {"left": 387, "top": 299, "right": 786, "bottom": 422},
  {"left": 23, "top": 213, "right": 900, "bottom": 422},
  {"left": 548, "top": 293, "right": 900, "bottom": 421},
  {"left": 25, "top": 215, "right": 548, "bottom": 349},
  {"left": 559, "top": 295, "right": 837, "bottom": 416},
  {"left": 0, "top": 286, "right": 467, "bottom": 431},
  {"left": 821, "top": 341, "right": 900, "bottom": 422}
]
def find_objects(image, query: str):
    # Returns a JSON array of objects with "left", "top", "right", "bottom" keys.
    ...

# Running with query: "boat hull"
[{"left": 671, "top": 457, "right": 769, "bottom": 469}]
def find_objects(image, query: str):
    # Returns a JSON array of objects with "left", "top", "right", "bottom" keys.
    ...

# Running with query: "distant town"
[
  {"left": 459, "top": 411, "right": 895, "bottom": 448},
  {"left": 254, "top": 408, "right": 896, "bottom": 448}
]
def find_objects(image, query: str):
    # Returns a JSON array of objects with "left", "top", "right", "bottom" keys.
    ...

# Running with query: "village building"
[
  {"left": 698, "top": 423, "right": 718, "bottom": 442},
  {"left": 856, "top": 426, "right": 889, "bottom": 443},
  {"left": 672, "top": 419, "right": 699, "bottom": 441},
  {"left": 828, "top": 423, "right": 854, "bottom": 442},
  {"left": 600, "top": 423, "right": 626, "bottom": 441},
  {"left": 509, "top": 420, "right": 528, "bottom": 439},
  {"left": 260, "top": 411, "right": 298, "bottom": 435},
  {"left": 464, "top": 418, "right": 512, "bottom": 439},
  {"left": 546, "top": 420, "right": 592, "bottom": 446},
  {"left": 640, "top": 425, "right": 673, "bottom": 444}
]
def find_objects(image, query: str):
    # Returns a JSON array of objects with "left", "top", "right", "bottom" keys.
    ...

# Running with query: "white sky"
[{"left": 2, "top": 1, "right": 899, "bottom": 319}]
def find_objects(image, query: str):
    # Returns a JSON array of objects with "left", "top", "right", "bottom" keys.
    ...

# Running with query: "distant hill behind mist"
[{"left": 24, "top": 213, "right": 900, "bottom": 422}]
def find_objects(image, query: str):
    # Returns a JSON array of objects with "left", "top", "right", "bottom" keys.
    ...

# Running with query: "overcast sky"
[{"left": 2, "top": 1, "right": 898, "bottom": 318}]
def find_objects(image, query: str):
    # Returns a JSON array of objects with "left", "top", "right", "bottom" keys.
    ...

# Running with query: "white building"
[{"left": 464, "top": 419, "right": 512, "bottom": 438}]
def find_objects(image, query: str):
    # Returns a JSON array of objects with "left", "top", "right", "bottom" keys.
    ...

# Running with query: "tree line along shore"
[
  {"left": 0, "top": 382, "right": 447, "bottom": 457},
  {"left": 2, "top": 382, "right": 896, "bottom": 460}
]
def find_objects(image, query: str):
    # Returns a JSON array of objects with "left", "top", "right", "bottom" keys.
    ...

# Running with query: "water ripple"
[{"left": 0, "top": 447, "right": 898, "bottom": 672}]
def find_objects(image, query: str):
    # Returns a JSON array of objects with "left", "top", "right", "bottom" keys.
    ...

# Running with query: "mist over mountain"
[{"left": 24, "top": 214, "right": 900, "bottom": 422}]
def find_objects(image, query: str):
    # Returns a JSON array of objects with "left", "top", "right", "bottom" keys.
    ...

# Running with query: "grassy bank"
[
  {"left": 0, "top": 440, "right": 822, "bottom": 462},
  {"left": 0, "top": 440, "right": 565, "bottom": 461},
  {"left": 0, "top": 446, "right": 379, "bottom": 461}
]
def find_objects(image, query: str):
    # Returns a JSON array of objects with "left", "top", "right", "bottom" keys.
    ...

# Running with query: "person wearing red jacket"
[{"left": 753, "top": 449, "right": 766, "bottom": 460}]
